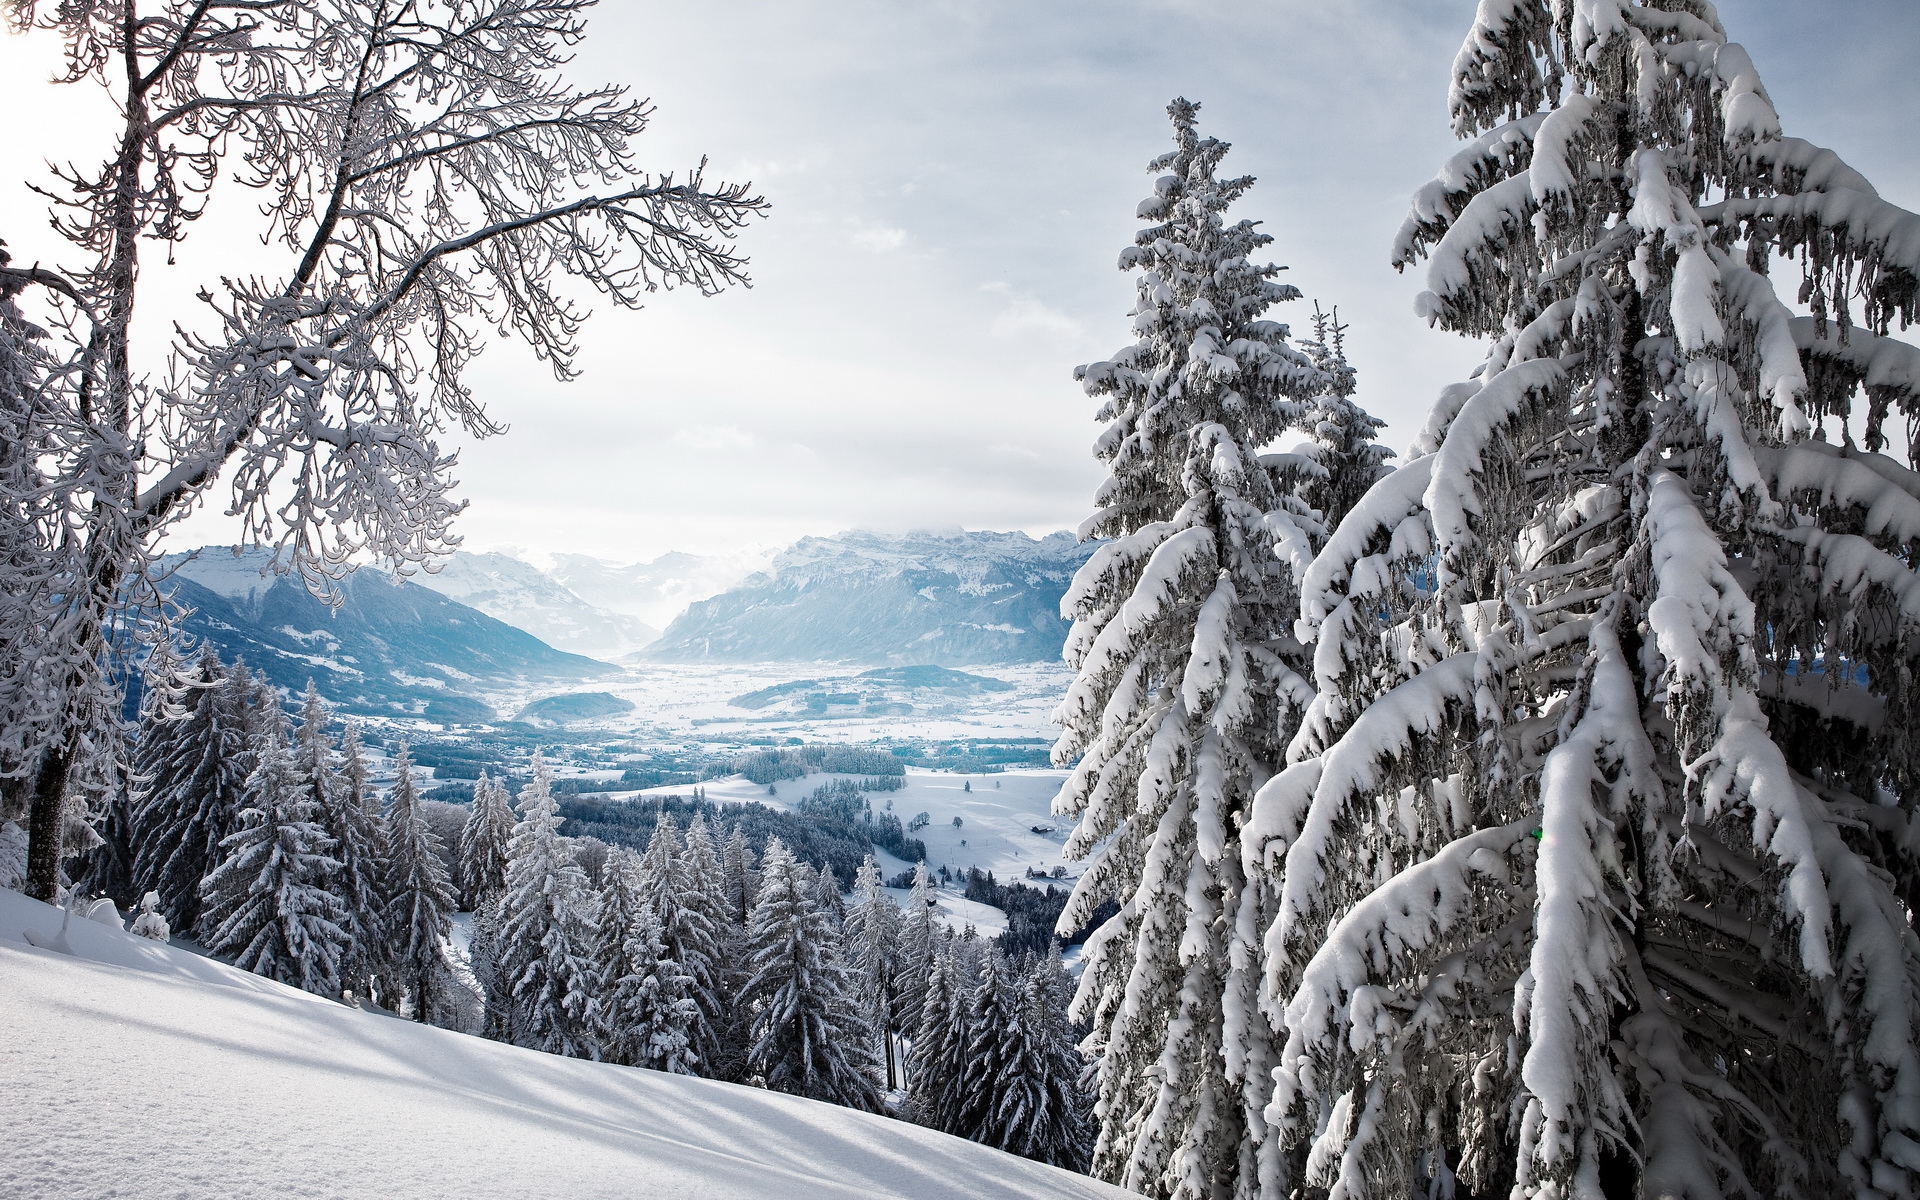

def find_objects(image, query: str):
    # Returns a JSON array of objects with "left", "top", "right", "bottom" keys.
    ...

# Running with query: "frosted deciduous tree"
[
  {"left": 1247, "top": 6, "right": 1920, "bottom": 1197},
  {"left": 1050, "top": 97, "right": 1330, "bottom": 1196},
  {"left": 199, "top": 709, "right": 347, "bottom": 994},
  {"left": 2, "top": 0, "right": 768, "bottom": 903},
  {"left": 498, "top": 754, "right": 600, "bottom": 1058},
  {"left": 458, "top": 771, "right": 514, "bottom": 909},
  {"left": 382, "top": 744, "right": 457, "bottom": 1021},
  {"left": 743, "top": 838, "right": 881, "bottom": 1111}
]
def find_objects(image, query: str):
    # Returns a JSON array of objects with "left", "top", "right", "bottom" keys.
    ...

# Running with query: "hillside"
[
  {"left": 645, "top": 529, "right": 1097, "bottom": 666},
  {"left": 0, "top": 889, "right": 1122, "bottom": 1200},
  {"left": 161, "top": 549, "right": 609, "bottom": 722}
]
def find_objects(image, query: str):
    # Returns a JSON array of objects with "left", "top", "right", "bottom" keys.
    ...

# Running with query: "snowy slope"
[
  {"left": 0, "top": 888, "right": 1124, "bottom": 1200},
  {"left": 412, "top": 550, "right": 660, "bottom": 658},
  {"left": 645, "top": 529, "right": 1098, "bottom": 666}
]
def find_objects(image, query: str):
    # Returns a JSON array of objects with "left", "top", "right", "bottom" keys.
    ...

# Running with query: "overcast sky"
[{"left": 1, "top": 1, "right": 1915, "bottom": 565}]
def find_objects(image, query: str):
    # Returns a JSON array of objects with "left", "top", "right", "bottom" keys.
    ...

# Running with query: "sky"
[{"left": 1, "top": 1, "right": 1915, "bottom": 565}]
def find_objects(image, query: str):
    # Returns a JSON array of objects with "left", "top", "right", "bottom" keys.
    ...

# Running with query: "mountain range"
[
  {"left": 160, "top": 529, "right": 1095, "bottom": 723},
  {"left": 408, "top": 551, "right": 660, "bottom": 659},
  {"left": 643, "top": 529, "right": 1097, "bottom": 665},
  {"left": 159, "top": 550, "right": 607, "bottom": 722}
]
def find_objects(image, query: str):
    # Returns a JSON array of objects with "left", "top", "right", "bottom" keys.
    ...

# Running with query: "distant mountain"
[
  {"left": 160, "top": 549, "right": 609, "bottom": 722},
  {"left": 548, "top": 548, "right": 774, "bottom": 632},
  {"left": 409, "top": 551, "right": 658, "bottom": 658},
  {"left": 644, "top": 529, "right": 1098, "bottom": 666}
]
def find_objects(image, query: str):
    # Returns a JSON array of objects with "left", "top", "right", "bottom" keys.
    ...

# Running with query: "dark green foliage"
[
  {"left": 559, "top": 793, "right": 874, "bottom": 887},
  {"left": 731, "top": 742, "right": 907, "bottom": 785}
]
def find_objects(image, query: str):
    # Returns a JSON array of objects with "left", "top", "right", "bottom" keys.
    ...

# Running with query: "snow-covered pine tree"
[
  {"left": 199, "top": 705, "right": 347, "bottom": 995},
  {"left": 632, "top": 812, "right": 730, "bottom": 1075},
  {"left": 997, "top": 944, "right": 1094, "bottom": 1172},
  {"left": 932, "top": 928, "right": 987, "bottom": 1134},
  {"left": 906, "top": 926, "right": 959, "bottom": 1127},
  {"left": 1246, "top": 6, "right": 1920, "bottom": 1197},
  {"left": 677, "top": 814, "right": 741, "bottom": 1076},
  {"left": 1050, "top": 97, "right": 1331, "bottom": 1196},
  {"left": 590, "top": 847, "right": 646, "bottom": 1062},
  {"left": 327, "top": 720, "right": 388, "bottom": 997},
  {"left": 382, "top": 743, "right": 458, "bottom": 1021},
  {"left": 498, "top": 753, "right": 600, "bottom": 1057},
  {"left": 128, "top": 646, "right": 250, "bottom": 935},
  {"left": 956, "top": 948, "right": 1020, "bottom": 1145},
  {"left": 843, "top": 854, "right": 903, "bottom": 1088},
  {"left": 721, "top": 822, "right": 758, "bottom": 928},
  {"left": 1293, "top": 304, "right": 1394, "bottom": 537},
  {"left": 457, "top": 770, "right": 514, "bottom": 909},
  {"left": 295, "top": 688, "right": 373, "bottom": 994},
  {"left": 597, "top": 849, "right": 699, "bottom": 1074},
  {"left": 742, "top": 837, "right": 882, "bottom": 1111},
  {"left": 894, "top": 861, "right": 940, "bottom": 1065}
]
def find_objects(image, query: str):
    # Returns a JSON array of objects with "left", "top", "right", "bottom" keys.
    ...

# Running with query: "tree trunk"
[{"left": 24, "top": 745, "right": 70, "bottom": 902}]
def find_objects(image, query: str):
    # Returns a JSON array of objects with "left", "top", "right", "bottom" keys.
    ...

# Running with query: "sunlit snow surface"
[
  {"left": 472, "top": 660, "right": 1076, "bottom": 744},
  {"left": 0, "top": 888, "right": 1124, "bottom": 1200}
]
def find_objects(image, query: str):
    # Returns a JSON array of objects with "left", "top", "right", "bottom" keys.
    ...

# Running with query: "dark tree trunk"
[{"left": 24, "top": 746, "right": 70, "bottom": 902}]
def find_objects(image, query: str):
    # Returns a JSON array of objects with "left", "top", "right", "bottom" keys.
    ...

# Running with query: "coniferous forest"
[{"left": 3, "top": 1, "right": 1918, "bottom": 1198}]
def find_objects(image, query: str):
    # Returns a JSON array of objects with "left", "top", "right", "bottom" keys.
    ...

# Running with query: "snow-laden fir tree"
[
  {"left": 1244, "top": 6, "right": 1920, "bottom": 1197},
  {"left": 596, "top": 849, "right": 699, "bottom": 1073},
  {"left": 128, "top": 647, "right": 250, "bottom": 935},
  {"left": 907, "top": 926, "right": 961, "bottom": 1127},
  {"left": 1049, "top": 97, "right": 1333, "bottom": 1197},
  {"left": 994, "top": 945, "right": 1094, "bottom": 1172},
  {"left": 894, "top": 861, "right": 941, "bottom": 1066},
  {"left": 633, "top": 812, "right": 733, "bottom": 1077},
  {"left": 458, "top": 771, "right": 514, "bottom": 909},
  {"left": 498, "top": 753, "right": 600, "bottom": 1058},
  {"left": 296, "top": 691, "right": 383, "bottom": 997},
  {"left": 742, "top": 837, "right": 882, "bottom": 1111},
  {"left": 382, "top": 744, "right": 457, "bottom": 1021},
  {"left": 843, "top": 854, "right": 902, "bottom": 1088},
  {"left": 1292, "top": 305, "right": 1394, "bottom": 537},
  {"left": 199, "top": 706, "right": 347, "bottom": 995},
  {"left": 957, "top": 948, "right": 1021, "bottom": 1144}
]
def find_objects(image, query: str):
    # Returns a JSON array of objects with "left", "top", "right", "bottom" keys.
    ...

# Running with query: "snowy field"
[
  {"left": 474, "top": 661, "right": 1075, "bottom": 743},
  {"left": 1, "top": 888, "right": 1125, "bottom": 1200}
]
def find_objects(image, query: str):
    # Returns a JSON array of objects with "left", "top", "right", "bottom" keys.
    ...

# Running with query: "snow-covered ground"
[
  {"left": 481, "top": 661, "right": 1074, "bottom": 743},
  {"left": 1, "top": 888, "right": 1123, "bottom": 1200}
]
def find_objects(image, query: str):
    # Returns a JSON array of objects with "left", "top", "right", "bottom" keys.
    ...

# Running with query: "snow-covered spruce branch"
[{"left": 1244, "top": 5, "right": 1920, "bottom": 1195}]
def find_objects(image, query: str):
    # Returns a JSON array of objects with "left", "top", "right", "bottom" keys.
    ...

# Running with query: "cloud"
[
  {"left": 673, "top": 425, "right": 758, "bottom": 451},
  {"left": 848, "top": 221, "right": 910, "bottom": 253},
  {"left": 981, "top": 282, "right": 1084, "bottom": 341}
]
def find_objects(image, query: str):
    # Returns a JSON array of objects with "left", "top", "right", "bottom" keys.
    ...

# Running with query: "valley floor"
[{"left": 0, "top": 888, "right": 1124, "bottom": 1200}]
